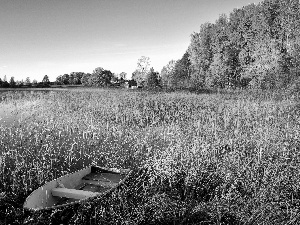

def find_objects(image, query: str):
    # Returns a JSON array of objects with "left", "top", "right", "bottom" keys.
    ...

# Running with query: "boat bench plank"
[
  {"left": 82, "top": 179, "right": 118, "bottom": 188},
  {"left": 83, "top": 173, "right": 123, "bottom": 183},
  {"left": 52, "top": 188, "right": 99, "bottom": 199}
]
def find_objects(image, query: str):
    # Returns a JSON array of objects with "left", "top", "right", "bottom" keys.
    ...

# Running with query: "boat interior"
[
  {"left": 53, "top": 169, "right": 125, "bottom": 205},
  {"left": 23, "top": 166, "right": 129, "bottom": 210}
]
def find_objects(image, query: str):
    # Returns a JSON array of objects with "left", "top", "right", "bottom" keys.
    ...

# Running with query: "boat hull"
[{"left": 23, "top": 166, "right": 130, "bottom": 211}]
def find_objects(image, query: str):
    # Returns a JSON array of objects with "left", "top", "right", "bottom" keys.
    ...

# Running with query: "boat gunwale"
[{"left": 23, "top": 165, "right": 132, "bottom": 212}]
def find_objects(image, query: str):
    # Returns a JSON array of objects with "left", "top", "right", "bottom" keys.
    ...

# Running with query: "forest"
[{"left": 161, "top": 0, "right": 300, "bottom": 90}]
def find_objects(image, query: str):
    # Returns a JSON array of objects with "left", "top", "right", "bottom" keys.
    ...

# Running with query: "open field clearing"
[{"left": 0, "top": 88, "right": 300, "bottom": 224}]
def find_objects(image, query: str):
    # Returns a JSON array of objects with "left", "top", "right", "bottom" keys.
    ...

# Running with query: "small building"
[{"left": 124, "top": 82, "right": 129, "bottom": 89}]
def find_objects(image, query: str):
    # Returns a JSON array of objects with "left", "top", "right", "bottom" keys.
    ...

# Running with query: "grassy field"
[{"left": 0, "top": 88, "right": 299, "bottom": 224}]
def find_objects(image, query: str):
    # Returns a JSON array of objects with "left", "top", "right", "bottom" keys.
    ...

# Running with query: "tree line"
[
  {"left": 0, "top": 75, "right": 50, "bottom": 88},
  {"left": 161, "top": 0, "right": 300, "bottom": 90},
  {"left": 55, "top": 70, "right": 129, "bottom": 87},
  {"left": 0, "top": 62, "right": 160, "bottom": 89},
  {"left": 54, "top": 59, "right": 160, "bottom": 88},
  {"left": 3, "top": 0, "right": 297, "bottom": 91}
]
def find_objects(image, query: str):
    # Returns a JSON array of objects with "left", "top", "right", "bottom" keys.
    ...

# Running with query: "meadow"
[{"left": 0, "top": 88, "right": 299, "bottom": 224}]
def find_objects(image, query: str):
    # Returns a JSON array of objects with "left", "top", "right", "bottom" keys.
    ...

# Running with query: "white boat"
[{"left": 23, "top": 166, "right": 131, "bottom": 211}]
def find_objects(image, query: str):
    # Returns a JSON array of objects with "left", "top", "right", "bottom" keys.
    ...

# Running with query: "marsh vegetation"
[{"left": 0, "top": 88, "right": 299, "bottom": 224}]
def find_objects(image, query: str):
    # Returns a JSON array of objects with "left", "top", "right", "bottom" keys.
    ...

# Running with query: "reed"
[{"left": 0, "top": 88, "right": 299, "bottom": 224}]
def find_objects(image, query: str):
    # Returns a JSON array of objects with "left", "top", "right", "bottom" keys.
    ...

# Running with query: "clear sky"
[{"left": 0, "top": 0, "right": 262, "bottom": 82}]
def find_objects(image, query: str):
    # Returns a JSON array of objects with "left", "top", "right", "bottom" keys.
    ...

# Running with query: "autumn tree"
[
  {"left": 56, "top": 75, "right": 63, "bottom": 85},
  {"left": 89, "top": 67, "right": 113, "bottom": 87},
  {"left": 1, "top": 76, "right": 9, "bottom": 87},
  {"left": 2, "top": 81, "right": 9, "bottom": 88},
  {"left": 42, "top": 75, "right": 50, "bottom": 86},
  {"left": 111, "top": 73, "right": 118, "bottom": 83},
  {"left": 145, "top": 67, "right": 160, "bottom": 88},
  {"left": 18, "top": 80, "right": 24, "bottom": 86},
  {"left": 69, "top": 73, "right": 76, "bottom": 85},
  {"left": 9, "top": 77, "right": 16, "bottom": 87},
  {"left": 161, "top": 60, "right": 176, "bottom": 87},
  {"left": 172, "top": 51, "right": 191, "bottom": 88},
  {"left": 62, "top": 74, "right": 70, "bottom": 85},
  {"left": 0, "top": 77, "right": 8, "bottom": 88},
  {"left": 81, "top": 73, "right": 91, "bottom": 86},
  {"left": 132, "top": 56, "right": 151, "bottom": 86},
  {"left": 119, "top": 72, "right": 127, "bottom": 80},
  {"left": 1, "top": 75, "right": 9, "bottom": 87},
  {"left": 25, "top": 77, "right": 31, "bottom": 86},
  {"left": 206, "top": 14, "right": 233, "bottom": 88},
  {"left": 32, "top": 79, "right": 38, "bottom": 85},
  {"left": 131, "top": 70, "right": 139, "bottom": 85},
  {"left": 69, "top": 72, "right": 84, "bottom": 85},
  {"left": 188, "top": 23, "right": 214, "bottom": 88}
]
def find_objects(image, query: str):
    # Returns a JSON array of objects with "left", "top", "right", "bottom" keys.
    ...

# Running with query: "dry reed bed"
[{"left": 0, "top": 89, "right": 299, "bottom": 224}]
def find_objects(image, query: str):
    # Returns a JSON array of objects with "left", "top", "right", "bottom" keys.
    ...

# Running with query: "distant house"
[
  {"left": 128, "top": 80, "right": 137, "bottom": 87},
  {"left": 122, "top": 80, "right": 137, "bottom": 89},
  {"left": 124, "top": 82, "right": 129, "bottom": 89}
]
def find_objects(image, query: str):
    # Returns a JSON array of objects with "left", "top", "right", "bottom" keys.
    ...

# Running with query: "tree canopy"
[
  {"left": 145, "top": 67, "right": 160, "bottom": 88},
  {"left": 132, "top": 56, "right": 151, "bottom": 86},
  {"left": 42, "top": 75, "right": 50, "bottom": 86},
  {"left": 162, "top": 0, "right": 300, "bottom": 90}
]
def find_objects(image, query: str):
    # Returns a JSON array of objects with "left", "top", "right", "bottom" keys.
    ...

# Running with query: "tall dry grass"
[{"left": 0, "top": 88, "right": 299, "bottom": 224}]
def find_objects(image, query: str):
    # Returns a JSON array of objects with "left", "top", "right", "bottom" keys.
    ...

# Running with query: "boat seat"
[
  {"left": 82, "top": 179, "right": 118, "bottom": 188},
  {"left": 52, "top": 188, "right": 99, "bottom": 199},
  {"left": 83, "top": 173, "right": 123, "bottom": 183},
  {"left": 82, "top": 173, "right": 120, "bottom": 188}
]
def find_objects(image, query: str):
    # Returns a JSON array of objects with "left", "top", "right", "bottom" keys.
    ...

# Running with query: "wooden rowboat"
[{"left": 23, "top": 166, "right": 131, "bottom": 211}]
